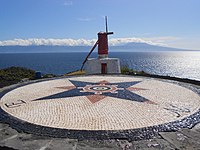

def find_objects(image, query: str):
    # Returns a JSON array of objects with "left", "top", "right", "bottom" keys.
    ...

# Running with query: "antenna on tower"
[
  {"left": 105, "top": 16, "right": 108, "bottom": 33},
  {"left": 105, "top": 16, "right": 114, "bottom": 35}
]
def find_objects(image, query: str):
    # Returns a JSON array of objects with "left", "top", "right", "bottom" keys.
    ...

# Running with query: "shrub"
[{"left": 0, "top": 67, "right": 35, "bottom": 88}]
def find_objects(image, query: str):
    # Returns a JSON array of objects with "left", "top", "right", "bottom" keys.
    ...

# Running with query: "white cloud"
[
  {"left": 143, "top": 36, "right": 179, "bottom": 44},
  {"left": 0, "top": 38, "right": 96, "bottom": 46},
  {"left": 64, "top": 0, "right": 73, "bottom": 6},
  {"left": 0, "top": 37, "right": 172, "bottom": 47},
  {"left": 77, "top": 18, "right": 94, "bottom": 22},
  {"left": 109, "top": 37, "right": 166, "bottom": 47}
]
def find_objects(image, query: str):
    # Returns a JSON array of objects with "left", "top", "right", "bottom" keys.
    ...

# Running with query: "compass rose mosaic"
[
  {"left": 0, "top": 76, "right": 200, "bottom": 140},
  {"left": 34, "top": 79, "right": 153, "bottom": 104}
]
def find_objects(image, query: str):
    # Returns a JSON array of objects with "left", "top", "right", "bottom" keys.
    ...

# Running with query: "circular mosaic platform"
[{"left": 0, "top": 75, "right": 200, "bottom": 140}]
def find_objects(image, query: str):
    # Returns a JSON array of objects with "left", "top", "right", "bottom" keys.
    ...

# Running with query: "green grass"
[
  {"left": 65, "top": 70, "right": 86, "bottom": 76},
  {"left": 0, "top": 66, "right": 35, "bottom": 88},
  {"left": 121, "top": 66, "right": 148, "bottom": 76}
]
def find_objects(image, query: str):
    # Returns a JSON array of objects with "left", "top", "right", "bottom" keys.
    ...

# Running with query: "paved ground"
[
  {"left": 0, "top": 75, "right": 200, "bottom": 149},
  {"left": 1, "top": 122, "right": 200, "bottom": 150}
]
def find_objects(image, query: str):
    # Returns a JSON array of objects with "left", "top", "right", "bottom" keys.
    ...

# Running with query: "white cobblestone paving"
[{"left": 0, "top": 76, "right": 200, "bottom": 130}]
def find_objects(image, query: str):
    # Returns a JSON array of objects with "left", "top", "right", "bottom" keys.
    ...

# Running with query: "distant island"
[{"left": 0, "top": 42, "right": 197, "bottom": 53}]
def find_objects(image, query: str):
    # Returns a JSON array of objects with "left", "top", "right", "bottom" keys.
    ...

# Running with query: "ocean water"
[{"left": 0, "top": 51, "right": 200, "bottom": 81}]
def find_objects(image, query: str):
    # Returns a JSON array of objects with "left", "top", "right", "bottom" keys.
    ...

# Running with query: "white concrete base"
[{"left": 84, "top": 58, "right": 121, "bottom": 74}]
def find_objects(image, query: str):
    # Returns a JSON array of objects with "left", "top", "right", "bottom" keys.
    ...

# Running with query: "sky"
[{"left": 0, "top": 0, "right": 200, "bottom": 50}]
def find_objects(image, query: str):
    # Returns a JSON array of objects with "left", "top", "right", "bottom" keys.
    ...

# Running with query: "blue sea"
[{"left": 0, "top": 51, "right": 200, "bottom": 81}]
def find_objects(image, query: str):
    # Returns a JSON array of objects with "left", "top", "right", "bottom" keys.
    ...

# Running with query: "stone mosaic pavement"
[{"left": 0, "top": 75, "right": 200, "bottom": 142}]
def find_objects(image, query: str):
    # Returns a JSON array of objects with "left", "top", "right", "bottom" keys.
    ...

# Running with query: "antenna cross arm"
[{"left": 107, "top": 32, "right": 114, "bottom": 35}]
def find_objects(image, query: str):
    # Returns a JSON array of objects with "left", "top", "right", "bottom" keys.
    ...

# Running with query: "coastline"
[{"left": 136, "top": 74, "right": 200, "bottom": 86}]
